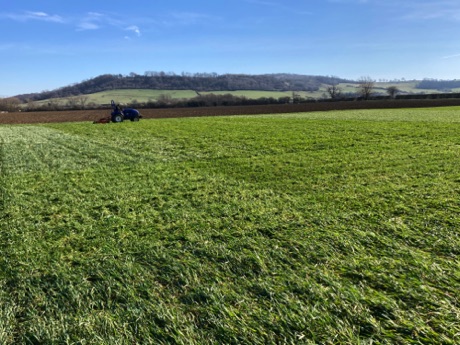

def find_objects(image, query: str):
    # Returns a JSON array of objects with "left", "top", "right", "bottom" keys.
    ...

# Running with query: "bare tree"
[
  {"left": 0, "top": 97, "right": 20, "bottom": 112},
  {"left": 75, "top": 96, "right": 89, "bottom": 109},
  {"left": 386, "top": 86, "right": 399, "bottom": 99},
  {"left": 157, "top": 94, "right": 173, "bottom": 106},
  {"left": 292, "top": 92, "right": 302, "bottom": 103},
  {"left": 66, "top": 97, "right": 79, "bottom": 109},
  {"left": 358, "top": 76, "right": 375, "bottom": 100},
  {"left": 47, "top": 99, "right": 60, "bottom": 110},
  {"left": 326, "top": 83, "right": 342, "bottom": 99}
]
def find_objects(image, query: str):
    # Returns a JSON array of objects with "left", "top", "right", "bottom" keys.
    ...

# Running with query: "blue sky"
[{"left": 1, "top": 0, "right": 460, "bottom": 96}]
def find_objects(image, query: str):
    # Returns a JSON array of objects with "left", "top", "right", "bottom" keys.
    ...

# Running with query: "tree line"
[
  {"left": 416, "top": 79, "right": 460, "bottom": 91},
  {"left": 0, "top": 97, "right": 21, "bottom": 112},
  {"left": 21, "top": 93, "right": 302, "bottom": 112},
  {"left": 15, "top": 72, "right": 351, "bottom": 102},
  {"left": 8, "top": 75, "right": 460, "bottom": 112}
]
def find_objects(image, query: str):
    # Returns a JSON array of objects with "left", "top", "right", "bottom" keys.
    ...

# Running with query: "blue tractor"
[{"left": 110, "top": 100, "right": 142, "bottom": 122}]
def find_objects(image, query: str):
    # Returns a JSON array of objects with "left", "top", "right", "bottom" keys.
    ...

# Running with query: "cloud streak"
[
  {"left": 4, "top": 10, "right": 145, "bottom": 39},
  {"left": 7, "top": 11, "right": 65, "bottom": 23},
  {"left": 126, "top": 25, "right": 141, "bottom": 37},
  {"left": 442, "top": 53, "right": 460, "bottom": 59},
  {"left": 76, "top": 12, "right": 107, "bottom": 31},
  {"left": 346, "top": 0, "right": 460, "bottom": 21},
  {"left": 77, "top": 22, "right": 100, "bottom": 30},
  {"left": 77, "top": 12, "right": 142, "bottom": 38},
  {"left": 327, "top": 0, "right": 460, "bottom": 21},
  {"left": 399, "top": 1, "right": 460, "bottom": 21}
]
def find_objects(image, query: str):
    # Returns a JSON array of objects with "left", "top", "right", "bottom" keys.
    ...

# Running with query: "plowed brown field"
[{"left": 2, "top": 99, "right": 460, "bottom": 124}]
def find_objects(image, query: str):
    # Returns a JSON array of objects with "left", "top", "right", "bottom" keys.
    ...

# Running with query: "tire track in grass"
[
  {"left": 0, "top": 125, "right": 192, "bottom": 343},
  {"left": 0, "top": 127, "right": 43, "bottom": 172},
  {"left": 0, "top": 126, "right": 160, "bottom": 175},
  {"left": 0, "top": 128, "right": 19, "bottom": 344},
  {"left": 0, "top": 125, "right": 165, "bottom": 343}
]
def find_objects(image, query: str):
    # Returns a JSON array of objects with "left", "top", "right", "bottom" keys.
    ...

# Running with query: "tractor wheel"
[
  {"left": 113, "top": 115, "right": 124, "bottom": 123},
  {"left": 132, "top": 116, "right": 140, "bottom": 122}
]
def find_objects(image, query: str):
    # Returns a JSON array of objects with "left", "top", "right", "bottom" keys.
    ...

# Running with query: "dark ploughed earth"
[{"left": 2, "top": 99, "right": 460, "bottom": 124}]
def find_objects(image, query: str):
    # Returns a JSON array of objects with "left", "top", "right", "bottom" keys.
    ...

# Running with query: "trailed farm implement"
[{"left": 93, "top": 100, "right": 142, "bottom": 124}]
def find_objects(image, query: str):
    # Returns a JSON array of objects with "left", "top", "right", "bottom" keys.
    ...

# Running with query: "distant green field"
[
  {"left": 88, "top": 89, "right": 199, "bottom": 104},
  {"left": 33, "top": 89, "right": 320, "bottom": 106},
  {"left": 32, "top": 89, "right": 199, "bottom": 106},
  {"left": 336, "top": 81, "right": 460, "bottom": 95},
  {"left": 200, "top": 90, "right": 317, "bottom": 99},
  {"left": 1, "top": 107, "right": 459, "bottom": 343},
  {"left": 30, "top": 81, "right": 460, "bottom": 107}
]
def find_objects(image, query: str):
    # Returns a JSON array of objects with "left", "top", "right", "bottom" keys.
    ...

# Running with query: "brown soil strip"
[{"left": 1, "top": 99, "right": 460, "bottom": 125}]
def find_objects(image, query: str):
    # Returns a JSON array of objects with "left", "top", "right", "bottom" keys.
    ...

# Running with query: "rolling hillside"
[
  {"left": 27, "top": 81, "right": 459, "bottom": 108},
  {"left": 16, "top": 73, "right": 352, "bottom": 102}
]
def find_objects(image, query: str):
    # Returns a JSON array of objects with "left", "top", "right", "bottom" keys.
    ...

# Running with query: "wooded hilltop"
[
  {"left": 16, "top": 73, "right": 351, "bottom": 102},
  {"left": 12, "top": 73, "right": 460, "bottom": 107}
]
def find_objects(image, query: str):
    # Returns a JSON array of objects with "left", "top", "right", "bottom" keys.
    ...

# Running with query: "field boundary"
[{"left": 2, "top": 98, "right": 460, "bottom": 124}]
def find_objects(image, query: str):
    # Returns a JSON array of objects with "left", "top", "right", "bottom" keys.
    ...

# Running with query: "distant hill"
[
  {"left": 15, "top": 73, "right": 352, "bottom": 102},
  {"left": 416, "top": 79, "right": 460, "bottom": 91}
]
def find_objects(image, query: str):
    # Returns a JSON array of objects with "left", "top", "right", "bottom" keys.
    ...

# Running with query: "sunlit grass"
[{"left": 1, "top": 108, "right": 459, "bottom": 343}]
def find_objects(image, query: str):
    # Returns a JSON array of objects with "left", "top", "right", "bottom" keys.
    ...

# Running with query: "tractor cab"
[{"left": 110, "top": 100, "right": 141, "bottom": 122}]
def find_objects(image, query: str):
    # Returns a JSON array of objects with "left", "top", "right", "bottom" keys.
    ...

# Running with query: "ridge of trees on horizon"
[
  {"left": 10, "top": 72, "right": 460, "bottom": 104},
  {"left": 416, "top": 79, "right": 460, "bottom": 91},
  {"left": 15, "top": 72, "right": 352, "bottom": 102},
  {"left": 5, "top": 73, "right": 460, "bottom": 112},
  {"left": 17, "top": 91, "right": 460, "bottom": 114}
]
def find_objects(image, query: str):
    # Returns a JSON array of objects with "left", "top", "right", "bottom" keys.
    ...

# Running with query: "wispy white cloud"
[
  {"left": 7, "top": 11, "right": 65, "bottom": 23},
  {"left": 327, "top": 0, "right": 460, "bottom": 21},
  {"left": 76, "top": 12, "right": 110, "bottom": 31},
  {"left": 3, "top": 10, "right": 142, "bottom": 37},
  {"left": 396, "top": 1, "right": 460, "bottom": 21},
  {"left": 76, "top": 12, "right": 142, "bottom": 38},
  {"left": 77, "top": 22, "right": 100, "bottom": 30},
  {"left": 442, "top": 53, "right": 460, "bottom": 59},
  {"left": 126, "top": 25, "right": 141, "bottom": 37}
]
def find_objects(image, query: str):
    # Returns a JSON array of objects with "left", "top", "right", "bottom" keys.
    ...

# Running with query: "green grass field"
[{"left": 1, "top": 108, "right": 459, "bottom": 344}]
